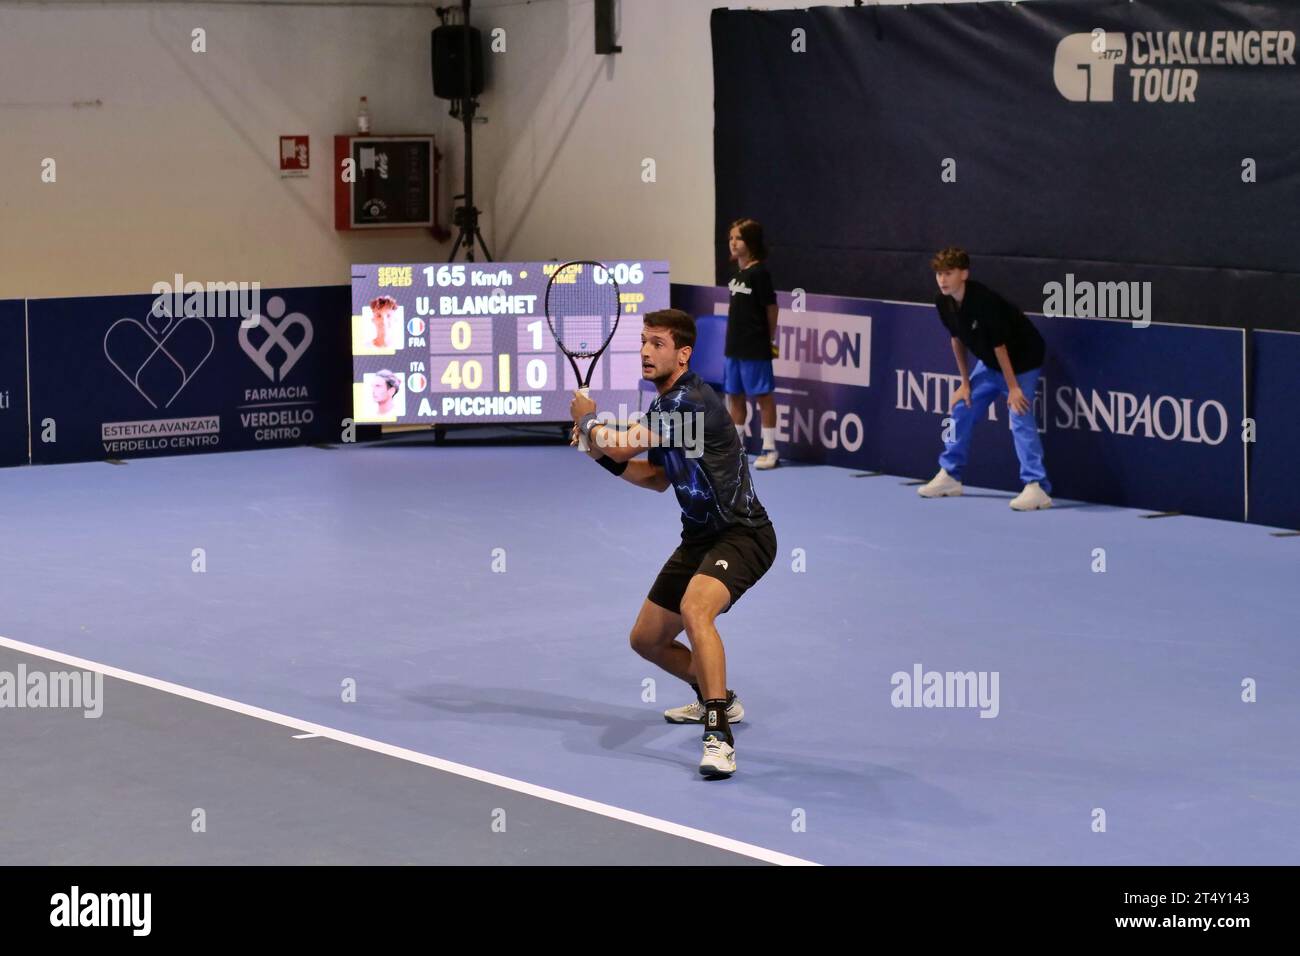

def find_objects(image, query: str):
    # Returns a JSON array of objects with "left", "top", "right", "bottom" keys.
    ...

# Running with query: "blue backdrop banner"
[
  {"left": 712, "top": 1, "right": 1300, "bottom": 332},
  {"left": 1249, "top": 330, "right": 1300, "bottom": 530},
  {"left": 0, "top": 300, "right": 28, "bottom": 467},
  {"left": 674, "top": 284, "right": 1246, "bottom": 522},
  {"left": 27, "top": 286, "right": 352, "bottom": 465}
]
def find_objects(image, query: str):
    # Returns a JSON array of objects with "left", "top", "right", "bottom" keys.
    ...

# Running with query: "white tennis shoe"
[
  {"left": 663, "top": 693, "right": 745, "bottom": 724},
  {"left": 699, "top": 735, "right": 736, "bottom": 777},
  {"left": 1010, "top": 482, "right": 1053, "bottom": 511},
  {"left": 917, "top": 468, "right": 963, "bottom": 497}
]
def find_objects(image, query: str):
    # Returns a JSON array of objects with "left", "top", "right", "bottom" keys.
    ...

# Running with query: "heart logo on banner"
[
  {"left": 103, "top": 310, "right": 215, "bottom": 409},
  {"left": 238, "top": 296, "right": 314, "bottom": 382}
]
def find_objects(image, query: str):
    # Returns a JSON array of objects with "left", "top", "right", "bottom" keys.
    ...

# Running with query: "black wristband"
[{"left": 596, "top": 455, "right": 627, "bottom": 477}]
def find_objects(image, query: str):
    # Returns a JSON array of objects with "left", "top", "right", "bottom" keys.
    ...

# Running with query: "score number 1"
[{"left": 518, "top": 319, "right": 549, "bottom": 390}]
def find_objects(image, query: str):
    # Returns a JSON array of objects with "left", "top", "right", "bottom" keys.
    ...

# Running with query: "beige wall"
[{"left": 0, "top": 0, "right": 976, "bottom": 298}]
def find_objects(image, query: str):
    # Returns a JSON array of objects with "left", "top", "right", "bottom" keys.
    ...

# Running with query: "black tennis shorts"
[{"left": 648, "top": 521, "right": 777, "bottom": 615}]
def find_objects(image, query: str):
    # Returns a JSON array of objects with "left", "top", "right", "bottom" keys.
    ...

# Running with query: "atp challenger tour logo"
[{"left": 1054, "top": 28, "right": 1295, "bottom": 103}]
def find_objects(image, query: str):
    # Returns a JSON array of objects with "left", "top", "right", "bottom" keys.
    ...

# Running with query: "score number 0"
[{"left": 440, "top": 320, "right": 483, "bottom": 390}]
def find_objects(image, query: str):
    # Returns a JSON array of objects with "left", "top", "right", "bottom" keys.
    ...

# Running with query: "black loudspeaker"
[
  {"left": 595, "top": 0, "right": 621, "bottom": 54},
  {"left": 432, "top": 26, "right": 485, "bottom": 100}
]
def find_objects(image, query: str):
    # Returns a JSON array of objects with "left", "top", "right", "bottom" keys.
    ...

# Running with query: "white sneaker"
[
  {"left": 1009, "top": 482, "right": 1053, "bottom": 511},
  {"left": 755, "top": 449, "right": 780, "bottom": 470},
  {"left": 917, "top": 468, "right": 963, "bottom": 498},
  {"left": 663, "top": 693, "right": 745, "bottom": 724},
  {"left": 699, "top": 734, "right": 736, "bottom": 777}
]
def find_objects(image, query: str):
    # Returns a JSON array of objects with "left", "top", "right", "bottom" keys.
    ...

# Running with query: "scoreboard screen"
[{"left": 350, "top": 260, "right": 670, "bottom": 425}]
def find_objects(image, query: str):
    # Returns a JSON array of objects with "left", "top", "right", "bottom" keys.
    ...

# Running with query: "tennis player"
[{"left": 570, "top": 308, "right": 777, "bottom": 777}]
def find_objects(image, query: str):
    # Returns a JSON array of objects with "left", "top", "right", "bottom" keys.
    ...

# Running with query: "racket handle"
[{"left": 576, "top": 388, "right": 593, "bottom": 450}]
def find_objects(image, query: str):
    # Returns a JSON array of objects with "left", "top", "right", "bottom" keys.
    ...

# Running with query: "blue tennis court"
[{"left": 3, "top": 441, "right": 1294, "bottom": 865}]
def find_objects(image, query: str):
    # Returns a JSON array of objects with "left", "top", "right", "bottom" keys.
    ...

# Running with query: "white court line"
[{"left": 0, "top": 634, "right": 819, "bottom": 867}]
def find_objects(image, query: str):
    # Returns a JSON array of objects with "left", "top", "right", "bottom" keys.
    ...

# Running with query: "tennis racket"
[{"left": 544, "top": 260, "right": 621, "bottom": 448}]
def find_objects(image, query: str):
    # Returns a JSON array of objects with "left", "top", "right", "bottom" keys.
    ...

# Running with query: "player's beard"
[{"left": 644, "top": 359, "right": 673, "bottom": 386}]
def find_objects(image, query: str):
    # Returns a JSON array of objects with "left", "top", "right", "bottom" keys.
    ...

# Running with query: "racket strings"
[{"left": 546, "top": 265, "right": 620, "bottom": 357}]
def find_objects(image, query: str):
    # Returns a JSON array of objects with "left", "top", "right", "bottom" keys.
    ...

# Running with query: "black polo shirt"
[
  {"left": 648, "top": 370, "right": 771, "bottom": 541},
  {"left": 935, "top": 280, "right": 1045, "bottom": 374},
  {"left": 726, "top": 261, "right": 777, "bottom": 360}
]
